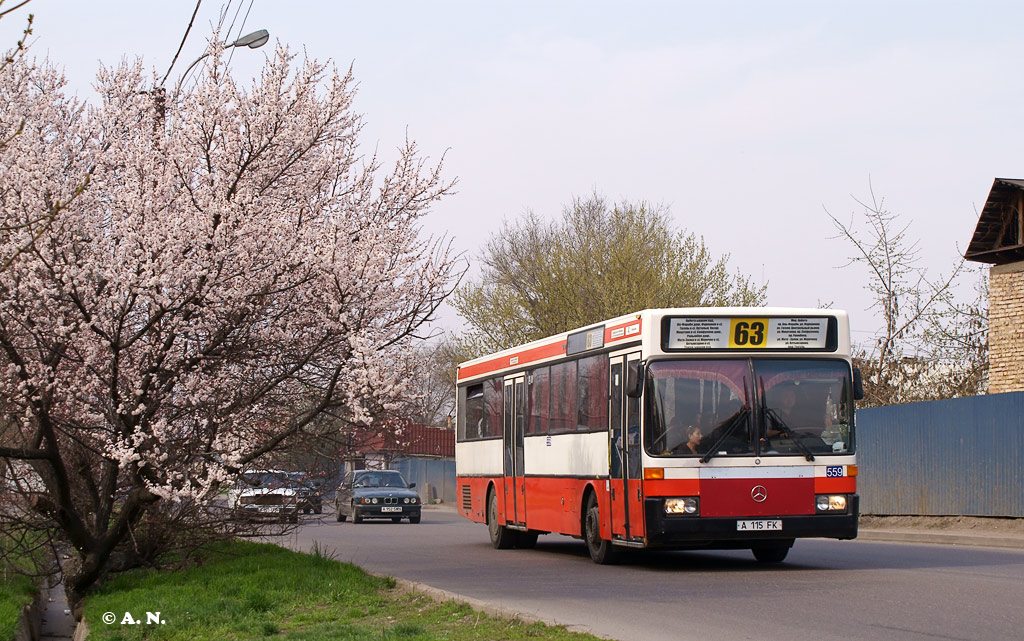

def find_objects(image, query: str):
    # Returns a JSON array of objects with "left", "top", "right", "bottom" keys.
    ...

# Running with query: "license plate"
[
  {"left": 381, "top": 506, "right": 402, "bottom": 513},
  {"left": 737, "top": 519, "right": 782, "bottom": 531},
  {"left": 258, "top": 506, "right": 279, "bottom": 513}
]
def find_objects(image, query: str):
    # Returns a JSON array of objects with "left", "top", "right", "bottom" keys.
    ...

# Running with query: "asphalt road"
[{"left": 284, "top": 507, "right": 1024, "bottom": 641}]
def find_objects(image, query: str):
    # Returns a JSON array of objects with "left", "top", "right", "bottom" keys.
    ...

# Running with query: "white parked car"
[{"left": 228, "top": 469, "right": 299, "bottom": 523}]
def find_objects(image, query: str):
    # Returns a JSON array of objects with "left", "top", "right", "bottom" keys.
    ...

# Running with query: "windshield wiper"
[
  {"left": 700, "top": 406, "right": 751, "bottom": 463},
  {"left": 764, "top": 409, "right": 815, "bottom": 461}
]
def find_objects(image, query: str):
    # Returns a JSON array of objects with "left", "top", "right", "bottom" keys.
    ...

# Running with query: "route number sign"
[{"left": 665, "top": 316, "right": 830, "bottom": 351}]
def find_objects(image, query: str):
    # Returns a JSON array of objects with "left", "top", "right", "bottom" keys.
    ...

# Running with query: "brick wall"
[{"left": 989, "top": 261, "right": 1024, "bottom": 394}]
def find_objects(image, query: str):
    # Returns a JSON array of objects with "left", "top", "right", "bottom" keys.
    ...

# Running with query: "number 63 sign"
[{"left": 729, "top": 318, "right": 768, "bottom": 348}]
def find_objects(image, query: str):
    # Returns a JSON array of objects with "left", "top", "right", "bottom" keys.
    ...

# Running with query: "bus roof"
[{"left": 456, "top": 307, "right": 850, "bottom": 384}]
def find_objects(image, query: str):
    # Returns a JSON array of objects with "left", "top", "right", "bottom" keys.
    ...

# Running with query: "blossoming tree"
[{"left": 0, "top": 39, "right": 460, "bottom": 607}]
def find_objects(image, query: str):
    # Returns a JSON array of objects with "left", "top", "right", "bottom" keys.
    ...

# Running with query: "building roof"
[
  {"left": 399, "top": 424, "right": 456, "bottom": 458},
  {"left": 349, "top": 422, "right": 455, "bottom": 459},
  {"left": 966, "top": 178, "right": 1024, "bottom": 265}
]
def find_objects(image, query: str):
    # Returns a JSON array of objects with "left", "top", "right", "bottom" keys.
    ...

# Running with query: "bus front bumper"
[{"left": 642, "top": 495, "right": 859, "bottom": 548}]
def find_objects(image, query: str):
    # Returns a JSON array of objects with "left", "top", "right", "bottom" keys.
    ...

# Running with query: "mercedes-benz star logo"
[{"left": 751, "top": 485, "right": 768, "bottom": 502}]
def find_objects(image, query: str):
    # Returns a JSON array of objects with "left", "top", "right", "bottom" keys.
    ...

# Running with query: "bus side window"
[
  {"left": 550, "top": 361, "right": 577, "bottom": 432},
  {"left": 483, "top": 378, "right": 504, "bottom": 438},
  {"left": 577, "top": 354, "right": 608, "bottom": 431},
  {"left": 465, "top": 384, "right": 484, "bottom": 439},
  {"left": 528, "top": 367, "right": 550, "bottom": 435}
]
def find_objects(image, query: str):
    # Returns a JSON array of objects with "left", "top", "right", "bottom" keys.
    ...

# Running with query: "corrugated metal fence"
[
  {"left": 856, "top": 391, "right": 1024, "bottom": 517},
  {"left": 392, "top": 457, "right": 457, "bottom": 504}
]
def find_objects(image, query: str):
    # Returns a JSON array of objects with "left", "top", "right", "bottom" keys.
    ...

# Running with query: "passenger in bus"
[
  {"left": 627, "top": 426, "right": 641, "bottom": 472},
  {"left": 766, "top": 383, "right": 831, "bottom": 442},
  {"left": 680, "top": 425, "right": 704, "bottom": 455}
]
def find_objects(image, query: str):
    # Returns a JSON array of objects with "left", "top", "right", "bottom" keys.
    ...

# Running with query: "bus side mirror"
[
  {"left": 852, "top": 367, "right": 865, "bottom": 401},
  {"left": 626, "top": 360, "right": 643, "bottom": 398}
]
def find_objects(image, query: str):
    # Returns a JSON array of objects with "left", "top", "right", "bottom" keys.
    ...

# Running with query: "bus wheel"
[
  {"left": 488, "top": 490, "right": 516, "bottom": 549},
  {"left": 752, "top": 542, "right": 791, "bottom": 563},
  {"left": 517, "top": 531, "right": 538, "bottom": 549},
  {"left": 584, "top": 493, "right": 618, "bottom": 564}
]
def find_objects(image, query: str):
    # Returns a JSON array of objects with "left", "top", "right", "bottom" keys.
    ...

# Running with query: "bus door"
[
  {"left": 503, "top": 375, "right": 526, "bottom": 527},
  {"left": 609, "top": 351, "right": 643, "bottom": 541}
]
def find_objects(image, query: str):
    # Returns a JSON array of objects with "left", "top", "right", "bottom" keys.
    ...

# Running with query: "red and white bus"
[{"left": 455, "top": 308, "right": 861, "bottom": 563}]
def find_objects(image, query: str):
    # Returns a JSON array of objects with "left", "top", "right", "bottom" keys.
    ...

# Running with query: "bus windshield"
[{"left": 645, "top": 359, "right": 854, "bottom": 458}]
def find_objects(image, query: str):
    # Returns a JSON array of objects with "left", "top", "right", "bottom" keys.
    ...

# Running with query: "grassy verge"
[
  {"left": 0, "top": 535, "right": 41, "bottom": 641},
  {"left": 83, "top": 540, "right": 600, "bottom": 641},
  {"left": 0, "top": 571, "right": 36, "bottom": 641}
]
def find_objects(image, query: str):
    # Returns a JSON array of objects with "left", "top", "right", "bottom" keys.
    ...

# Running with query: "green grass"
[
  {"left": 83, "top": 540, "right": 600, "bottom": 641},
  {"left": 1, "top": 534, "right": 42, "bottom": 641},
  {"left": 0, "top": 570, "right": 36, "bottom": 641}
]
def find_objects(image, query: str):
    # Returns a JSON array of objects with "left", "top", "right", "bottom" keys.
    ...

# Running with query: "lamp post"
[{"left": 174, "top": 29, "right": 270, "bottom": 93}]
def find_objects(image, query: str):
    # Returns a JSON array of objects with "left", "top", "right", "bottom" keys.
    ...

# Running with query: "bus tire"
[
  {"left": 488, "top": 489, "right": 516, "bottom": 549},
  {"left": 752, "top": 541, "right": 792, "bottom": 563},
  {"left": 517, "top": 531, "right": 539, "bottom": 549},
  {"left": 584, "top": 492, "right": 618, "bottom": 564}
]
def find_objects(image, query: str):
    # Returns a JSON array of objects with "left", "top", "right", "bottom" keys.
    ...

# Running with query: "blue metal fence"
[
  {"left": 392, "top": 457, "right": 457, "bottom": 504},
  {"left": 856, "top": 391, "right": 1024, "bottom": 517}
]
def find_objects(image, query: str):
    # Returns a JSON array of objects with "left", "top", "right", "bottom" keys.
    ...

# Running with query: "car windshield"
[
  {"left": 238, "top": 471, "right": 299, "bottom": 488},
  {"left": 238, "top": 473, "right": 269, "bottom": 487},
  {"left": 353, "top": 472, "right": 408, "bottom": 488},
  {"left": 284, "top": 472, "right": 312, "bottom": 488},
  {"left": 645, "top": 358, "right": 854, "bottom": 458}
]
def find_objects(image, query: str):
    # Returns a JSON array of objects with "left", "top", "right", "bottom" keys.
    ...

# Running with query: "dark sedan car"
[{"left": 335, "top": 470, "right": 421, "bottom": 524}]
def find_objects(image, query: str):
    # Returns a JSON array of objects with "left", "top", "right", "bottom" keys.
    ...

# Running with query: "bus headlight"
[
  {"left": 664, "top": 497, "right": 699, "bottom": 516},
  {"left": 815, "top": 494, "right": 848, "bottom": 513}
]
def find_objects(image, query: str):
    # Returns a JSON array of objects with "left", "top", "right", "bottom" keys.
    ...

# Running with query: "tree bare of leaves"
[
  {"left": 454, "top": 193, "right": 767, "bottom": 356},
  {"left": 0, "top": 38, "right": 460, "bottom": 610},
  {"left": 405, "top": 338, "right": 460, "bottom": 427},
  {"left": 827, "top": 185, "right": 988, "bottom": 406}
]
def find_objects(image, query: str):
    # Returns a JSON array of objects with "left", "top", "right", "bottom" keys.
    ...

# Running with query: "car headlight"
[
  {"left": 371, "top": 497, "right": 378, "bottom": 504},
  {"left": 815, "top": 494, "right": 848, "bottom": 513},
  {"left": 664, "top": 497, "right": 699, "bottom": 516}
]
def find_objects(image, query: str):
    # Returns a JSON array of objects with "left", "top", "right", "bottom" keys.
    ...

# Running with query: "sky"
[{"left": 3, "top": 0, "right": 1020, "bottom": 345}]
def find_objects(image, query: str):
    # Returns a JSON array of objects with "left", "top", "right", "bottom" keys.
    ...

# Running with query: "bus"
[{"left": 454, "top": 308, "right": 862, "bottom": 563}]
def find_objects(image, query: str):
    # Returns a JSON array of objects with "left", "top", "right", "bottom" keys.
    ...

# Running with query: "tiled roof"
[{"left": 348, "top": 422, "right": 454, "bottom": 458}]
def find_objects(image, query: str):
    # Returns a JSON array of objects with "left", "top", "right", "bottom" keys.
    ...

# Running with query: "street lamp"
[
  {"left": 174, "top": 29, "right": 270, "bottom": 92},
  {"left": 230, "top": 29, "right": 271, "bottom": 49}
]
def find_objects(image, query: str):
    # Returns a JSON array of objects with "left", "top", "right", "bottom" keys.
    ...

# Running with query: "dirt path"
[{"left": 860, "top": 514, "right": 1024, "bottom": 534}]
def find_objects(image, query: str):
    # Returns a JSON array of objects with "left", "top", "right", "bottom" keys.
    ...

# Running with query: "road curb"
[
  {"left": 383, "top": 575, "right": 610, "bottom": 639},
  {"left": 858, "top": 529, "right": 1024, "bottom": 549}
]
